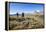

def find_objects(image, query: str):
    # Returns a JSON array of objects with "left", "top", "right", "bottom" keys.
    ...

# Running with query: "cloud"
[
  {"left": 10, "top": 10, "right": 37, "bottom": 14},
  {"left": 10, "top": 9, "right": 43, "bottom": 15},
  {"left": 10, "top": 10, "right": 16, "bottom": 14}
]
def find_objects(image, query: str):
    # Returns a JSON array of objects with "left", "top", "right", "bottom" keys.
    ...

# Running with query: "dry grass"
[{"left": 9, "top": 14, "right": 44, "bottom": 30}]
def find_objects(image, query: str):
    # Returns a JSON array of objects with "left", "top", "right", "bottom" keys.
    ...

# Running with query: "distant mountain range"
[
  {"left": 10, "top": 10, "right": 43, "bottom": 16},
  {"left": 10, "top": 14, "right": 22, "bottom": 16},
  {"left": 10, "top": 13, "right": 43, "bottom": 16}
]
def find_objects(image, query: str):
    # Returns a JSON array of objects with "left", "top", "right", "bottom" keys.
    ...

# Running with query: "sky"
[{"left": 8, "top": 3, "right": 44, "bottom": 15}]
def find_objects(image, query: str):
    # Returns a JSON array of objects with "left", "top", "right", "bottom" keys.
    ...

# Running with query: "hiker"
[
  {"left": 22, "top": 12, "right": 24, "bottom": 17},
  {"left": 16, "top": 12, "right": 19, "bottom": 17}
]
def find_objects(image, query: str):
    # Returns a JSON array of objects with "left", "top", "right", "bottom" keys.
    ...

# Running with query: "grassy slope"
[{"left": 9, "top": 14, "right": 44, "bottom": 30}]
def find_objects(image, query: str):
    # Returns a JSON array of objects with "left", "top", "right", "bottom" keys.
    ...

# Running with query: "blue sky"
[{"left": 9, "top": 3, "right": 44, "bottom": 14}]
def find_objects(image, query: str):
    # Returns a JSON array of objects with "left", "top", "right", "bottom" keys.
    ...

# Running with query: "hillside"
[{"left": 9, "top": 14, "right": 44, "bottom": 30}]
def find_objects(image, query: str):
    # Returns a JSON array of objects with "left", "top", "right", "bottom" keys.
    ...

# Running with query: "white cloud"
[
  {"left": 10, "top": 10, "right": 16, "bottom": 14},
  {"left": 10, "top": 10, "right": 36, "bottom": 14},
  {"left": 36, "top": 10, "right": 40, "bottom": 12},
  {"left": 10, "top": 10, "right": 43, "bottom": 15}
]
